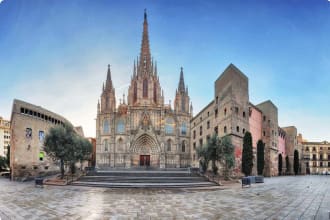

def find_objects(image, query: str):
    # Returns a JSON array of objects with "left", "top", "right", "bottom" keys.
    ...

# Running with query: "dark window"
[
  {"left": 224, "top": 126, "right": 227, "bottom": 133},
  {"left": 243, "top": 128, "right": 245, "bottom": 134},
  {"left": 214, "top": 126, "right": 218, "bottom": 135},
  {"left": 167, "top": 139, "right": 171, "bottom": 151},
  {"left": 320, "top": 154, "right": 323, "bottom": 160},
  {"left": 236, "top": 126, "right": 239, "bottom": 132},
  {"left": 33, "top": 111, "right": 37, "bottom": 116},
  {"left": 133, "top": 82, "right": 137, "bottom": 103},
  {"left": 182, "top": 141, "right": 185, "bottom": 152},
  {"left": 154, "top": 82, "right": 157, "bottom": 103},
  {"left": 29, "top": 110, "right": 33, "bottom": 115},
  {"left": 193, "top": 130, "right": 196, "bottom": 139},
  {"left": 313, "top": 154, "right": 316, "bottom": 160},
  {"left": 20, "top": 108, "right": 24, "bottom": 114},
  {"left": 215, "top": 109, "right": 218, "bottom": 118},
  {"left": 200, "top": 126, "right": 202, "bottom": 136},
  {"left": 143, "top": 78, "right": 148, "bottom": 98},
  {"left": 193, "top": 142, "right": 196, "bottom": 150},
  {"left": 199, "top": 138, "right": 203, "bottom": 147},
  {"left": 224, "top": 108, "right": 227, "bottom": 116},
  {"left": 263, "top": 131, "right": 266, "bottom": 136},
  {"left": 328, "top": 154, "right": 330, "bottom": 160},
  {"left": 235, "top": 107, "right": 239, "bottom": 114},
  {"left": 320, "top": 162, "right": 323, "bottom": 167},
  {"left": 313, "top": 147, "right": 316, "bottom": 151},
  {"left": 263, "top": 116, "right": 266, "bottom": 121},
  {"left": 328, "top": 162, "right": 330, "bottom": 167},
  {"left": 207, "top": 121, "right": 210, "bottom": 129},
  {"left": 243, "top": 111, "right": 246, "bottom": 118},
  {"left": 207, "top": 112, "right": 209, "bottom": 117}
]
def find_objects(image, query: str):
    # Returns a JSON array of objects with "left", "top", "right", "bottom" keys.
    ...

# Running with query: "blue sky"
[{"left": 0, "top": 0, "right": 329, "bottom": 140}]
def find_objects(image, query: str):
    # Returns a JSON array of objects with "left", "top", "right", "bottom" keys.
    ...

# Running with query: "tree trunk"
[{"left": 60, "top": 159, "right": 64, "bottom": 179}]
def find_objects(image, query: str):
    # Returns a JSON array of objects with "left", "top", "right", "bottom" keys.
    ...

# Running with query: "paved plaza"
[{"left": 0, "top": 175, "right": 329, "bottom": 220}]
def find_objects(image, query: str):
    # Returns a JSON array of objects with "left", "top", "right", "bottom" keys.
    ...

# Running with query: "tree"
[
  {"left": 196, "top": 134, "right": 221, "bottom": 174},
  {"left": 285, "top": 155, "right": 290, "bottom": 175},
  {"left": 294, "top": 150, "right": 299, "bottom": 175},
  {"left": 6, "top": 145, "right": 10, "bottom": 168},
  {"left": 278, "top": 154, "right": 283, "bottom": 176},
  {"left": 0, "top": 156, "right": 7, "bottom": 171},
  {"left": 44, "top": 124, "right": 92, "bottom": 178},
  {"left": 242, "top": 132, "right": 253, "bottom": 176},
  {"left": 221, "top": 135, "right": 235, "bottom": 180},
  {"left": 257, "top": 140, "right": 264, "bottom": 176}
]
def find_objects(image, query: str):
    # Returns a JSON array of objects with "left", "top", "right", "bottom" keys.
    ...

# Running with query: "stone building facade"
[
  {"left": 10, "top": 99, "right": 80, "bottom": 180},
  {"left": 95, "top": 11, "right": 192, "bottom": 169},
  {"left": 302, "top": 141, "right": 330, "bottom": 174},
  {"left": 190, "top": 64, "right": 292, "bottom": 177},
  {"left": 0, "top": 116, "right": 10, "bottom": 157}
]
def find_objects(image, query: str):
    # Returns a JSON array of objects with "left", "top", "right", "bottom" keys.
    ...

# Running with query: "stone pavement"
[{"left": 0, "top": 175, "right": 329, "bottom": 220}]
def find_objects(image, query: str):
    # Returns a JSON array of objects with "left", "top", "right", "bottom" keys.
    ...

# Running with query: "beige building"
[
  {"left": 10, "top": 99, "right": 80, "bottom": 180},
  {"left": 96, "top": 11, "right": 192, "bottom": 169},
  {"left": 191, "top": 64, "right": 250, "bottom": 175},
  {"left": 302, "top": 141, "right": 330, "bottom": 174},
  {"left": 0, "top": 117, "right": 10, "bottom": 157}
]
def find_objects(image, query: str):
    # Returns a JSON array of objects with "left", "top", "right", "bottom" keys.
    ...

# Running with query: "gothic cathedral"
[{"left": 96, "top": 11, "right": 192, "bottom": 169}]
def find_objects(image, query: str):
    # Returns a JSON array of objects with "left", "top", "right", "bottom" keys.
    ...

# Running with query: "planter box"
[
  {"left": 242, "top": 177, "right": 251, "bottom": 188},
  {"left": 255, "top": 176, "right": 264, "bottom": 183},
  {"left": 248, "top": 176, "right": 256, "bottom": 184},
  {"left": 35, "top": 177, "right": 44, "bottom": 187}
]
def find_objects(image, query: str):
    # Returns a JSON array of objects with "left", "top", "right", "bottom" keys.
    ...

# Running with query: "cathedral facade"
[{"left": 96, "top": 11, "right": 192, "bottom": 169}]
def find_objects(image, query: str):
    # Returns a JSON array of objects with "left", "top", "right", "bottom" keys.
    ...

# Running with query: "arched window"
[
  {"left": 165, "top": 118, "right": 174, "bottom": 134},
  {"left": 182, "top": 140, "right": 186, "bottom": 152},
  {"left": 103, "top": 139, "right": 109, "bottom": 151},
  {"left": 143, "top": 79, "right": 148, "bottom": 98},
  {"left": 117, "top": 138, "right": 124, "bottom": 152},
  {"left": 181, "top": 97, "right": 185, "bottom": 112},
  {"left": 103, "top": 119, "right": 110, "bottom": 134},
  {"left": 106, "top": 96, "right": 109, "bottom": 109},
  {"left": 224, "top": 108, "right": 227, "bottom": 116},
  {"left": 153, "top": 82, "right": 157, "bottom": 103},
  {"left": 181, "top": 122, "right": 187, "bottom": 135},
  {"left": 167, "top": 139, "right": 171, "bottom": 151},
  {"left": 224, "top": 126, "right": 227, "bottom": 133},
  {"left": 133, "top": 82, "right": 137, "bottom": 103},
  {"left": 116, "top": 119, "right": 125, "bottom": 133}
]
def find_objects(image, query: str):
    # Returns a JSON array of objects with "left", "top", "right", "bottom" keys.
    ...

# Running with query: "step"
[{"left": 72, "top": 181, "right": 217, "bottom": 188}]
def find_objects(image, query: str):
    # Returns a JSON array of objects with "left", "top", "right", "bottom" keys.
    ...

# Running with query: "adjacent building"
[
  {"left": 0, "top": 117, "right": 10, "bottom": 157},
  {"left": 302, "top": 141, "right": 330, "bottom": 174},
  {"left": 10, "top": 99, "right": 82, "bottom": 180},
  {"left": 95, "top": 11, "right": 192, "bottom": 169}
]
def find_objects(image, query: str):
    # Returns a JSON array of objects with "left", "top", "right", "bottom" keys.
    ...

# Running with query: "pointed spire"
[
  {"left": 178, "top": 67, "right": 185, "bottom": 93},
  {"left": 102, "top": 83, "right": 105, "bottom": 91},
  {"left": 139, "top": 9, "right": 151, "bottom": 75},
  {"left": 105, "top": 64, "right": 113, "bottom": 90}
]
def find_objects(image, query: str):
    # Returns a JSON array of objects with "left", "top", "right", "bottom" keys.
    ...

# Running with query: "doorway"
[{"left": 140, "top": 155, "right": 150, "bottom": 166}]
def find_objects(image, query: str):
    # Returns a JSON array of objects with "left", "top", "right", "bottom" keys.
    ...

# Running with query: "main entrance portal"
[{"left": 139, "top": 155, "right": 150, "bottom": 166}]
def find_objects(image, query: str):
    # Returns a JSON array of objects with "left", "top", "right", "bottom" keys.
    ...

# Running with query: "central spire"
[
  {"left": 178, "top": 67, "right": 186, "bottom": 93},
  {"left": 139, "top": 9, "right": 152, "bottom": 75}
]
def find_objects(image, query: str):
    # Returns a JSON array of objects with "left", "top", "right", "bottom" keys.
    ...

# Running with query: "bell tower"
[
  {"left": 127, "top": 10, "right": 164, "bottom": 107},
  {"left": 174, "top": 67, "right": 190, "bottom": 114},
  {"left": 100, "top": 64, "right": 116, "bottom": 113}
]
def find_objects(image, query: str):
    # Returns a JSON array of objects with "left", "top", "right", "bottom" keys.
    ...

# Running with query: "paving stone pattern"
[{"left": 0, "top": 176, "right": 329, "bottom": 220}]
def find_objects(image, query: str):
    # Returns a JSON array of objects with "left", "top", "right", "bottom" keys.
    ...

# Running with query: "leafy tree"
[
  {"left": 294, "top": 150, "right": 299, "bottom": 175},
  {"left": 242, "top": 132, "right": 253, "bottom": 176},
  {"left": 207, "top": 134, "right": 221, "bottom": 175},
  {"left": 197, "top": 145, "right": 209, "bottom": 173},
  {"left": 44, "top": 124, "right": 92, "bottom": 178},
  {"left": 221, "top": 135, "right": 235, "bottom": 180},
  {"left": 285, "top": 155, "right": 290, "bottom": 174},
  {"left": 278, "top": 154, "right": 283, "bottom": 176},
  {"left": 257, "top": 140, "right": 265, "bottom": 176}
]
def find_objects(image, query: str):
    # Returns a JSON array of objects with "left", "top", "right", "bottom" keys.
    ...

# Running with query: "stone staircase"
[{"left": 72, "top": 168, "right": 217, "bottom": 188}]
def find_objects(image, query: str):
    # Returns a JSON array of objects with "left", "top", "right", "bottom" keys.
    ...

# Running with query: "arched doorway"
[{"left": 130, "top": 134, "right": 161, "bottom": 168}]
